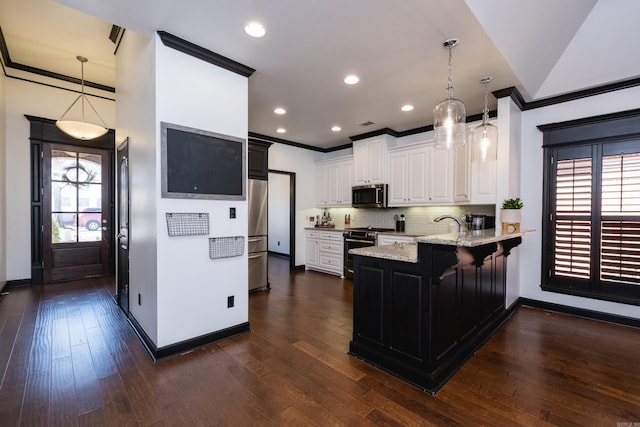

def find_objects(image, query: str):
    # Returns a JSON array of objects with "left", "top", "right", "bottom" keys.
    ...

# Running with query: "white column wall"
[
  {"left": 518, "top": 85, "right": 640, "bottom": 319},
  {"left": 154, "top": 36, "right": 249, "bottom": 347},
  {"left": 4, "top": 76, "right": 115, "bottom": 281},
  {"left": 0, "top": 70, "right": 6, "bottom": 286},
  {"left": 116, "top": 31, "right": 159, "bottom": 343}
]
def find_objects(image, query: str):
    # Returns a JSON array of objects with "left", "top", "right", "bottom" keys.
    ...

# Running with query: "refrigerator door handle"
[
  {"left": 248, "top": 254, "right": 263, "bottom": 259},
  {"left": 248, "top": 237, "right": 264, "bottom": 243}
]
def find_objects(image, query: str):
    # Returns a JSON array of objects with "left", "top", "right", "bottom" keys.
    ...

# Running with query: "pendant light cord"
[
  {"left": 482, "top": 80, "right": 489, "bottom": 124},
  {"left": 446, "top": 44, "right": 453, "bottom": 99}
]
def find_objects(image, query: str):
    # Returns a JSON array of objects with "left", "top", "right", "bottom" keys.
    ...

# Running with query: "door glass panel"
[
  {"left": 52, "top": 213, "right": 77, "bottom": 243},
  {"left": 78, "top": 152, "right": 102, "bottom": 183},
  {"left": 50, "top": 149, "right": 104, "bottom": 244}
]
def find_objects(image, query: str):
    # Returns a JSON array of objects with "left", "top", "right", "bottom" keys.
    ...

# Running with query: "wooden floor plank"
[{"left": 1, "top": 255, "right": 640, "bottom": 425}]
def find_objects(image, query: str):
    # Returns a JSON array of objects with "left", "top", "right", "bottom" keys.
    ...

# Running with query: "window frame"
[{"left": 539, "top": 109, "right": 640, "bottom": 306}]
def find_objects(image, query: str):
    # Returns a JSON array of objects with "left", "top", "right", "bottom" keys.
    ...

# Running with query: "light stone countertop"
[
  {"left": 415, "top": 229, "right": 535, "bottom": 247},
  {"left": 349, "top": 229, "right": 535, "bottom": 263},
  {"left": 349, "top": 242, "right": 418, "bottom": 263}
]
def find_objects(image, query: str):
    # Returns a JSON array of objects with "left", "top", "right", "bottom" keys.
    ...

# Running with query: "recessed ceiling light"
[
  {"left": 344, "top": 75, "right": 359, "bottom": 85},
  {"left": 276, "top": 128, "right": 286, "bottom": 133},
  {"left": 331, "top": 126, "right": 342, "bottom": 132},
  {"left": 245, "top": 22, "right": 266, "bottom": 38},
  {"left": 401, "top": 105, "right": 414, "bottom": 112},
  {"left": 274, "top": 107, "right": 286, "bottom": 115}
]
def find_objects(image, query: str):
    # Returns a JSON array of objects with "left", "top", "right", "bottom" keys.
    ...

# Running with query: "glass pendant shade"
[
  {"left": 472, "top": 76, "right": 498, "bottom": 162},
  {"left": 433, "top": 97, "right": 466, "bottom": 150},
  {"left": 472, "top": 122, "right": 498, "bottom": 162},
  {"left": 433, "top": 38, "right": 466, "bottom": 150},
  {"left": 56, "top": 56, "right": 108, "bottom": 141}
]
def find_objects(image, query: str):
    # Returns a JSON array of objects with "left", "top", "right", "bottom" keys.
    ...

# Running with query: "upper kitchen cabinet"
[
  {"left": 428, "top": 145, "right": 454, "bottom": 204},
  {"left": 353, "top": 136, "right": 390, "bottom": 185},
  {"left": 388, "top": 143, "right": 453, "bottom": 206},
  {"left": 316, "top": 157, "right": 353, "bottom": 207},
  {"left": 248, "top": 141, "right": 272, "bottom": 180},
  {"left": 388, "top": 146, "right": 429, "bottom": 206},
  {"left": 453, "top": 125, "right": 496, "bottom": 204}
]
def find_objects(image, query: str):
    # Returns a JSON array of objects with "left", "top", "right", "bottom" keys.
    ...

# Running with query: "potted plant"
[{"left": 501, "top": 197, "right": 523, "bottom": 232}]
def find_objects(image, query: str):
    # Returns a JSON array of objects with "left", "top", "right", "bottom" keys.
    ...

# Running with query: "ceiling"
[{"left": 1, "top": 0, "right": 639, "bottom": 149}]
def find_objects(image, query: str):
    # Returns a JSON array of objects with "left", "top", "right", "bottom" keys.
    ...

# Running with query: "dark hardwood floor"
[{"left": 1, "top": 255, "right": 639, "bottom": 426}]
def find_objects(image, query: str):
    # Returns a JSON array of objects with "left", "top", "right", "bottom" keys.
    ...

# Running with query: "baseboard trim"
[
  {"left": 516, "top": 297, "right": 640, "bottom": 329},
  {"left": 128, "top": 315, "right": 251, "bottom": 361},
  {"left": 5, "top": 279, "right": 32, "bottom": 288}
]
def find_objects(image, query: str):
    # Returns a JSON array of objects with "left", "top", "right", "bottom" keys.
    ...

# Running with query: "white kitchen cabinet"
[
  {"left": 353, "top": 137, "right": 388, "bottom": 185},
  {"left": 306, "top": 229, "right": 344, "bottom": 276},
  {"left": 305, "top": 230, "right": 320, "bottom": 267},
  {"left": 453, "top": 123, "right": 496, "bottom": 204},
  {"left": 428, "top": 145, "right": 454, "bottom": 204},
  {"left": 388, "top": 143, "right": 453, "bottom": 206},
  {"left": 377, "top": 234, "right": 416, "bottom": 245},
  {"left": 316, "top": 158, "right": 353, "bottom": 207},
  {"left": 388, "top": 147, "right": 429, "bottom": 206},
  {"left": 470, "top": 159, "right": 497, "bottom": 204},
  {"left": 454, "top": 142, "right": 470, "bottom": 202}
]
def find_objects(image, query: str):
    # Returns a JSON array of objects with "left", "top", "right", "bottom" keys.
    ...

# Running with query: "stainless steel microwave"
[{"left": 352, "top": 184, "right": 388, "bottom": 208}]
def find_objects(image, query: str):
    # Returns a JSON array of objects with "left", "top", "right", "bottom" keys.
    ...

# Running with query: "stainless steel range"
[{"left": 343, "top": 227, "right": 394, "bottom": 279}]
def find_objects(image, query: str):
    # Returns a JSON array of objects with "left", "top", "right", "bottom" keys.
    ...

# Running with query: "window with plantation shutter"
[{"left": 540, "top": 109, "right": 640, "bottom": 305}]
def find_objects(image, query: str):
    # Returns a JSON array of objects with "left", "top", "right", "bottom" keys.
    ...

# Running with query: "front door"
[
  {"left": 116, "top": 139, "right": 130, "bottom": 314},
  {"left": 43, "top": 143, "right": 110, "bottom": 282}
]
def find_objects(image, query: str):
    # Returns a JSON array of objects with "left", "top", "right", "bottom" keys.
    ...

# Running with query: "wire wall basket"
[
  {"left": 209, "top": 236, "right": 245, "bottom": 259},
  {"left": 166, "top": 212, "right": 209, "bottom": 236}
]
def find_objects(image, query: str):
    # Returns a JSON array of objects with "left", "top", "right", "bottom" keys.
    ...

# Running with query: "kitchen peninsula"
[{"left": 348, "top": 229, "right": 531, "bottom": 393}]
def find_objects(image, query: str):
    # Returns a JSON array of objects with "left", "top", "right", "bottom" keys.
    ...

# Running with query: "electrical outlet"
[
  {"left": 227, "top": 295, "right": 234, "bottom": 308},
  {"left": 229, "top": 207, "right": 236, "bottom": 219},
  {"left": 277, "top": 241, "right": 280, "bottom": 246}
]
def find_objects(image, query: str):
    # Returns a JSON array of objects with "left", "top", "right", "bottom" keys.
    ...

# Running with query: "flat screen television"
[{"left": 161, "top": 122, "right": 246, "bottom": 200}]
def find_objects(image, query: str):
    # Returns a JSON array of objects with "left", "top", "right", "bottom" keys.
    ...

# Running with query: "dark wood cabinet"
[
  {"left": 349, "top": 238, "right": 522, "bottom": 393},
  {"left": 248, "top": 140, "right": 271, "bottom": 180}
]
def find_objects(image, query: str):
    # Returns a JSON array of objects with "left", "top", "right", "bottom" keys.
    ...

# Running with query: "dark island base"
[
  {"left": 349, "top": 306, "right": 514, "bottom": 394},
  {"left": 349, "top": 238, "right": 522, "bottom": 394}
]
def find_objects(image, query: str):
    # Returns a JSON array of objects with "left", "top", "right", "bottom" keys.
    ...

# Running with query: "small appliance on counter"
[
  {"left": 394, "top": 214, "right": 405, "bottom": 232},
  {"left": 464, "top": 214, "right": 496, "bottom": 230}
]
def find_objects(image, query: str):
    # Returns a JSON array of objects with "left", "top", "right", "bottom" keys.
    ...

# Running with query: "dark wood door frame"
[
  {"left": 268, "top": 169, "right": 301, "bottom": 272},
  {"left": 27, "top": 115, "right": 115, "bottom": 284}
]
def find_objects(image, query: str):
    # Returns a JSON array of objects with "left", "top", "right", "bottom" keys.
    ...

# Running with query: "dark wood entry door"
[
  {"left": 42, "top": 143, "right": 110, "bottom": 282},
  {"left": 116, "top": 139, "right": 130, "bottom": 314}
]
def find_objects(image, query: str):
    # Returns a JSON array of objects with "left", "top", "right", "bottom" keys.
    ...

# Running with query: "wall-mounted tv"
[{"left": 161, "top": 122, "right": 246, "bottom": 200}]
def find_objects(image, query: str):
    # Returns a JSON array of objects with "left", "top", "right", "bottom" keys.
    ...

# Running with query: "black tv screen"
[{"left": 161, "top": 122, "right": 246, "bottom": 200}]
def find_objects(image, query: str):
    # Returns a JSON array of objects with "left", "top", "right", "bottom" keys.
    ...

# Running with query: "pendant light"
[
  {"left": 56, "top": 56, "right": 108, "bottom": 140},
  {"left": 433, "top": 38, "right": 466, "bottom": 150},
  {"left": 471, "top": 77, "right": 498, "bottom": 162}
]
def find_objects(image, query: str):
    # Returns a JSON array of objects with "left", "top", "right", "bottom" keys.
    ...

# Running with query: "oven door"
[{"left": 344, "top": 237, "right": 375, "bottom": 279}]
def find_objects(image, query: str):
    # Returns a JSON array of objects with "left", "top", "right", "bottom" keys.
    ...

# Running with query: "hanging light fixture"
[
  {"left": 56, "top": 56, "right": 108, "bottom": 140},
  {"left": 433, "top": 38, "right": 466, "bottom": 150},
  {"left": 472, "top": 77, "right": 498, "bottom": 162}
]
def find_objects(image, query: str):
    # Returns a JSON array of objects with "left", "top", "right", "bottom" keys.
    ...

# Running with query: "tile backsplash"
[{"left": 315, "top": 205, "right": 496, "bottom": 235}]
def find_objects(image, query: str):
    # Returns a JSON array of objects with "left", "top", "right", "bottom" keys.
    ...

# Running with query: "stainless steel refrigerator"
[{"left": 248, "top": 179, "right": 269, "bottom": 291}]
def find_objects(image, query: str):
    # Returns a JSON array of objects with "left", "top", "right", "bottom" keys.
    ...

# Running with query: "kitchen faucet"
[{"left": 434, "top": 215, "right": 464, "bottom": 232}]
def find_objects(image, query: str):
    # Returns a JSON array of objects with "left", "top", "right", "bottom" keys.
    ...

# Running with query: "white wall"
[
  {"left": 117, "top": 31, "right": 250, "bottom": 348},
  {"left": 0, "top": 70, "right": 6, "bottom": 286},
  {"left": 116, "top": 31, "right": 159, "bottom": 342},
  {"left": 268, "top": 172, "right": 290, "bottom": 255},
  {"left": 517, "top": 85, "right": 640, "bottom": 319},
  {"left": 4, "top": 74, "right": 115, "bottom": 281},
  {"left": 269, "top": 142, "right": 323, "bottom": 266},
  {"left": 154, "top": 35, "right": 249, "bottom": 348}
]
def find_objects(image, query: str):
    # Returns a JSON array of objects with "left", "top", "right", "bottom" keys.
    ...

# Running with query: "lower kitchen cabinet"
[
  {"left": 377, "top": 234, "right": 416, "bottom": 245},
  {"left": 305, "top": 229, "right": 344, "bottom": 276}
]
